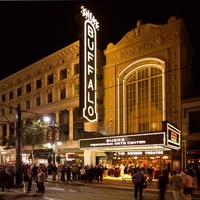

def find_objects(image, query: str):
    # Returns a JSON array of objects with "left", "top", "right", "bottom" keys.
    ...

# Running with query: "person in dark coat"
[
  {"left": 158, "top": 170, "right": 169, "bottom": 200},
  {"left": 132, "top": 168, "right": 145, "bottom": 200},
  {"left": 65, "top": 164, "right": 71, "bottom": 182},
  {"left": 0, "top": 167, "right": 9, "bottom": 191},
  {"left": 60, "top": 164, "right": 65, "bottom": 181}
]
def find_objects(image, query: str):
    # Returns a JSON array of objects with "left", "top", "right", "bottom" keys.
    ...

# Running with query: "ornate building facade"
[{"left": 0, "top": 16, "right": 197, "bottom": 171}]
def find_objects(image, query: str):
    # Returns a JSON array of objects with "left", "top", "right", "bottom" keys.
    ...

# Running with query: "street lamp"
[{"left": 44, "top": 116, "right": 58, "bottom": 164}]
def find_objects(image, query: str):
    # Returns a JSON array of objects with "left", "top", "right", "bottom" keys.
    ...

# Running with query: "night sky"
[{"left": 0, "top": 0, "right": 200, "bottom": 88}]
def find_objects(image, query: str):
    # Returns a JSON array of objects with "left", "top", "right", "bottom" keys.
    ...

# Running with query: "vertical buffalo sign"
[{"left": 76, "top": 5, "right": 99, "bottom": 122}]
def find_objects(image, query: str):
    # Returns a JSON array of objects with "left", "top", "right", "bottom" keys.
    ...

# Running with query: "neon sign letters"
[{"left": 81, "top": 5, "right": 99, "bottom": 122}]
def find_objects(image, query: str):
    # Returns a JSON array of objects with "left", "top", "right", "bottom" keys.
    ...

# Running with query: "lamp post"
[
  {"left": 15, "top": 106, "right": 23, "bottom": 188},
  {"left": 44, "top": 116, "right": 56, "bottom": 164}
]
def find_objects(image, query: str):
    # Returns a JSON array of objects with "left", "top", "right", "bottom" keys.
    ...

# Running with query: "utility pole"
[
  {"left": 15, "top": 106, "right": 23, "bottom": 188},
  {"left": 52, "top": 120, "right": 56, "bottom": 164}
]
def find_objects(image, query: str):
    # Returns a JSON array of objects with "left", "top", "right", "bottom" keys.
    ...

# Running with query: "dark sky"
[{"left": 0, "top": 0, "right": 200, "bottom": 81}]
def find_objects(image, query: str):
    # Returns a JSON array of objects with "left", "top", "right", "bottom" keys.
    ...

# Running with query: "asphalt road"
[{"left": 0, "top": 178, "right": 200, "bottom": 200}]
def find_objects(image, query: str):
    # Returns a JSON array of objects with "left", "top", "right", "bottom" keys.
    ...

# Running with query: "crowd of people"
[
  {"left": 0, "top": 161, "right": 200, "bottom": 200},
  {"left": 131, "top": 163, "right": 200, "bottom": 200},
  {"left": 48, "top": 163, "right": 105, "bottom": 183}
]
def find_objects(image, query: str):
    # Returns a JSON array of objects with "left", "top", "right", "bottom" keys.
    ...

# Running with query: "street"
[{"left": 0, "top": 181, "right": 199, "bottom": 200}]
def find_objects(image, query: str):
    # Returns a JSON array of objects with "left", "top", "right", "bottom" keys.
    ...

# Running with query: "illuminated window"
[
  {"left": 74, "top": 63, "right": 80, "bottom": 75},
  {"left": 60, "top": 69, "right": 67, "bottom": 80},
  {"left": 36, "top": 79, "right": 42, "bottom": 89},
  {"left": 60, "top": 89, "right": 66, "bottom": 100},
  {"left": 74, "top": 84, "right": 79, "bottom": 95},
  {"left": 47, "top": 74, "right": 54, "bottom": 85},
  {"left": 126, "top": 66, "right": 163, "bottom": 133}
]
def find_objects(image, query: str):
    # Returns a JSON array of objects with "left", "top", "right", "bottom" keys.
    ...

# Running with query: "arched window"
[
  {"left": 126, "top": 66, "right": 163, "bottom": 133},
  {"left": 117, "top": 58, "right": 165, "bottom": 134}
]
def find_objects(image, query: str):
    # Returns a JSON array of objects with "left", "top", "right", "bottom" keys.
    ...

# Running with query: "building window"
[
  {"left": 60, "top": 89, "right": 66, "bottom": 100},
  {"left": 1, "top": 108, "right": 5, "bottom": 116},
  {"left": 189, "top": 111, "right": 200, "bottom": 134},
  {"left": 26, "top": 100, "right": 30, "bottom": 109},
  {"left": 60, "top": 69, "right": 67, "bottom": 80},
  {"left": 74, "top": 84, "right": 79, "bottom": 95},
  {"left": 36, "top": 79, "right": 42, "bottom": 89},
  {"left": 17, "top": 87, "right": 22, "bottom": 96},
  {"left": 26, "top": 83, "right": 31, "bottom": 93},
  {"left": 9, "top": 91, "right": 13, "bottom": 100},
  {"left": 126, "top": 66, "right": 163, "bottom": 133},
  {"left": 2, "top": 94, "right": 6, "bottom": 102},
  {"left": 47, "top": 93, "right": 53, "bottom": 103},
  {"left": 9, "top": 107, "right": 12, "bottom": 114},
  {"left": 36, "top": 97, "right": 41, "bottom": 106},
  {"left": 74, "top": 63, "right": 79, "bottom": 75},
  {"left": 47, "top": 74, "right": 54, "bottom": 85}
]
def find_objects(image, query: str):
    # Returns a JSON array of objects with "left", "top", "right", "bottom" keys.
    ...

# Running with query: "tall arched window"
[{"left": 126, "top": 66, "right": 163, "bottom": 133}]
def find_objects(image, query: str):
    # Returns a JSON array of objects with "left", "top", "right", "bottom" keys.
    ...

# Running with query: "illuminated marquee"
[
  {"left": 81, "top": 6, "right": 99, "bottom": 122},
  {"left": 79, "top": 132, "right": 165, "bottom": 148},
  {"left": 167, "top": 123, "right": 181, "bottom": 150}
]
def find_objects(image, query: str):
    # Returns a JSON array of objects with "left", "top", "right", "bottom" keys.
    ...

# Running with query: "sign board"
[
  {"left": 77, "top": 5, "right": 99, "bottom": 122},
  {"left": 79, "top": 132, "right": 165, "bottom": 149}
]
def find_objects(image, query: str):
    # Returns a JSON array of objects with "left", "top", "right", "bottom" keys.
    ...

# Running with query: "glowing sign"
[
  {"left": 79, "top": 132, "right": 165, "bottom": 148},
  {"left": 81, "top": 6, "right": 99, "bottom": 30},
  {"left": 167, "top": 123, "right": 181, "bottom": 149},
  {"left": 81, "top": 5, "right": 98, "bottom": 122}
]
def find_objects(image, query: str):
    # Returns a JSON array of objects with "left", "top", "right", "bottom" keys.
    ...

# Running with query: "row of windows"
[
  {"left": 1, "top": 85, "right": 79, "bottom": 116},
  {"left": 1, "top": 64, "right": 80, "bottom": 102}
]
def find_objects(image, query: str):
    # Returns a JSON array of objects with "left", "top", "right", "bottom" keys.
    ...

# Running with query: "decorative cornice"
[
  {"left": 0, "top": 41, "right": 79, "bottom": 91},
  {"left": 104, "top": 17, "right": 183, "bottom": 65}
]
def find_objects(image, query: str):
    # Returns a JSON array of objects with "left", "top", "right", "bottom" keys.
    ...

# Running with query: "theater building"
[
  {"left": 0, "top": 15, "right": 197, "bottom": 171},
  {"left": 80, "top": 16, "right": 193, "bottom": 171}
]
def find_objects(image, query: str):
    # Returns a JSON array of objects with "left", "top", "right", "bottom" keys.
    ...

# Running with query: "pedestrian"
[
  {"left": 183, "top": 170, "right": 194, "bottom": 200},
  {"left": 51, "top": 164, "right": 58, "bottom": 181},
  {"left": 132, "top": 167, "right": 145, "bottom": 200},
  {"left": 71, "top": 164, "right": 79, "bottom": 181},
  {"left": 0, "top": 167, "right": 9, "bottom": 192},
  {"left": 120, "top": 163, "right": 125, "bottom": 178},
  {"left": 141, "top": 168, "right": 147, "bottom": 198},
  {"left": 60, "top": 164, "right": 65, "bottom": 181},
  {"left": 65, "top": 164, "right": 71, "bottom": 182},
  {"left": 147, "top": 164, "right": 154, "bottom": 184},
  {"left": 158, "top": 170, "right": 168, "bottom": 200},
  {"left": 95, "top": 164, "right": 103, "bottom": 182},
  {"left": 80, "top": 166, "right": 86, "bottom": 181},
  {"left": 28, "top": 167, "right": 32, "bottom": 191},
  {"left": 37, "top": 168, "right": 46, "bottom": 193},
  {"left": 170, "top": 170, "right": 184, "bottom": 200},
  {"left": 195, "top": 164, "right": 200, "bottom": 190},
  {"left": 32, "top": 164, "right": 38, "bottom": 180},
  {"left": 23, "top": 168, "right": 30, "bottom": 193}
]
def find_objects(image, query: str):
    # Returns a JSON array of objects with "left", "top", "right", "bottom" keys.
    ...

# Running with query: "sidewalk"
[{"left": 46, "top": 174, "right": 200, "bottom": 197}]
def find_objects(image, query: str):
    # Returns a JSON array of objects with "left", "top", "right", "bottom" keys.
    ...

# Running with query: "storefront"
[{"left": 79, "top": 122, "right": 181, "bottom": 173}]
